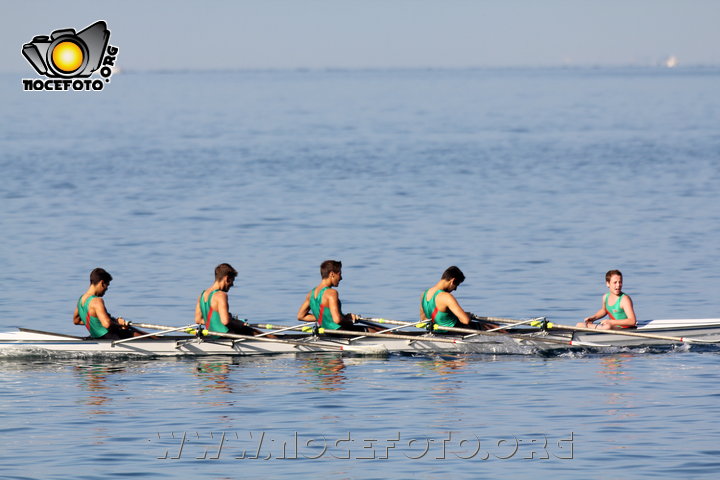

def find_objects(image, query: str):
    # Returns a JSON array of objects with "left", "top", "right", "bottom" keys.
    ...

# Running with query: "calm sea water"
[{"left": 1, "top": 67, "right": 719, "bottom": 479}]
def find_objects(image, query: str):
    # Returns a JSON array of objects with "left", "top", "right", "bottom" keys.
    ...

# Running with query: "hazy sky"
[{"left": 4, "top": 0, "right": 720, "bottom": 73}]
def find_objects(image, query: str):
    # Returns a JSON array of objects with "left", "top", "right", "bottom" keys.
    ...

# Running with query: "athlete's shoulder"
[
  {"left": 88, "top": 295, "right": 105, "bottom": 314},
  {"left": 90, "top": 295, "right": 105, "bottom": 306},
  {"left": 436, "top": 289, "right": 456, "bottom": 305}
]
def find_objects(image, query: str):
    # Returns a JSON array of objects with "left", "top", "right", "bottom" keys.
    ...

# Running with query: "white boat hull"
[{"left": 1, "top": 318, "right": 719, "bottom": 357}]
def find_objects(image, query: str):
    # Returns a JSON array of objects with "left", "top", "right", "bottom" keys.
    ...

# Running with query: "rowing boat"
[{"left": 1, "top": 318, "right": 718, "bottom": 357}]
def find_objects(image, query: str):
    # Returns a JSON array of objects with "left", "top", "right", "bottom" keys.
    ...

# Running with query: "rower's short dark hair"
[
  {"left": 606, "top": 269, "right": 622, "bottom": 282},
  {"left": 215, "top": 263, "right": 238, "bottom": 281},
  {"left": 89, "top": 268, "right": 112, "bottom": 285},
  {"left": 320, "top": 260, "right": 342, "bottom": 279},
  {"left": 441, "top": 266, "right": 465, "bottom": 284}
]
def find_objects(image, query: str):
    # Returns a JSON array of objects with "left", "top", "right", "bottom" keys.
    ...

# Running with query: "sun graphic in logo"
[{"left": 51, "top": 41, "right": 84, "bottom": 73}]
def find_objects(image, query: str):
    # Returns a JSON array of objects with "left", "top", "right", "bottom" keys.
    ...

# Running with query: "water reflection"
[
  {"left": 297, "top": 354, "right": 347, "bottom": 391},
  {"left": 596, "top": 354, "right": 638, "bottom": 420},
  {"left": 73, "top": 363, "right": 125, "bottom": 415},
  {"left": 422, "top": 355, "right": 469, "bottom": 376},
  {"left": 419, "top": 355, "right": 469, "bottom": 399},
  {"left": 195, "top": 360, "right": 233, "bottom": 395},
  {"left": 597, "top": 354, "right": 635, "bottom": 380}
]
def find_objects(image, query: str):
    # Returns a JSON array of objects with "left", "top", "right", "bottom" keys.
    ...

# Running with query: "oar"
[
  {"left": 367, "top": 317, "right": 577, "bottom": 346},
  {"left": 349, "top": 317, "right": 431, "bottom": 342},
  {"left": 483, "top": 317, "right": 545, "bottom": 333},
  {"left": 359, "top": 317, "right": 429, "bottom": 327},
  {"left": 112, "top": 323, "right": 197, "bottom": 346},
  {"left": 425, "top": 322, "right": 520, "bottom": 337},
  {"left": 360, "top": 317, "right": 508, "bottom": 338},
  {"left": 470, "top": 314, "right": 537, "bottom": 325},
  {"left": 368, "top": 315, "right": 543, "bottom": 336},
  {"left": 201, "top": 328, "right": 386, "bottom": 354},
  {"left": 354, "top": 318, "right": 388, "bottom": 330},
  {"left": 485, "top": 317, "right": 719, "bottom": 345},
  {"left": 129, "top": 322, "right": 197, "bottom": 332},
  {"left": 443, "top": 323, "right": 596, "bottom": 346},
  {"left": 319, "top": 327, "right": 465, "bottom": 345},
  {"left": 461, "top": 316, "right": 546, "bottom": 338},
  {"left": 360, "top": 317, "right": 430, "bottom": 330},
  {"left": 201, "top": 328, "right": 331, "bottom": 347},
  {"left": 248, "top": 323, "right": 310, "bottom": 336},
  {"left": 366, "top": 320, "right": 430, "bottom": 335}
]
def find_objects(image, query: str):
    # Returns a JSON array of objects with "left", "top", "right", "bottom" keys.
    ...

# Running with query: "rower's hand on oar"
[{"left": 578, "top": 318, "right": 596, "bottom": 328}]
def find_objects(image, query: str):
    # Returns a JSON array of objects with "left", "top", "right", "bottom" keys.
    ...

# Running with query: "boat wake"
[{"left": 0, "top": 346, "right": 148, "bottom": 360}]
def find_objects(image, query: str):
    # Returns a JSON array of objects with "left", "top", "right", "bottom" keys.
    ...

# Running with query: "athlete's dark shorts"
[{"left": 228, "top": 324, "right": 258, "bottom": 336}]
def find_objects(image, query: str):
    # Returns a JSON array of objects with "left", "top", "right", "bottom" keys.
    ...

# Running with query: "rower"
[
  {"left": 195, "top": 263, "right": 268, "bottom": 337},
  {"left": 73, "top": 267, "right": 144, "bottom": 339},
  {"left": 297, "top": 260, "right": 385, "bottom": 333},
  {"left": 578, "top": 269, "right": 637, "bottom": 330},
  {"left": 420, "top": 266, "right": 473, "bottom": 331}
]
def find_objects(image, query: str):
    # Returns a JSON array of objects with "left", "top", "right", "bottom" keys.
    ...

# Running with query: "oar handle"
[
  {"left": 248, "top": 323, "right": 310, "bottom": 336},
  {"left": 470, "top": 313, "right": 543, "bottom": 325},
  {"left": 128, "top": 322, "right": 196, "bottom": 331},
  {"left": 358, "top": 317, "right": 431, "bottom": 329},
  {"left": 355, "top": 317, "right": 387, "bottom": 329}
]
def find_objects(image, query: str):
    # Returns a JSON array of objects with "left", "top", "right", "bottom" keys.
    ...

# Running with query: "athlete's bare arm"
[
  {"left": 91, "top": 297, "right": 126, "bottom": 328},
  {"left": 213, "top": 291, "right": 231, "bottom": 326},
  {"left": 440, "top": 292, "right": 471, "bottom": 325},
  {"left": 419, "top": 293, "right": 428, "bottom": 321},
  {"left": 297, "top": 292, "right": 316, "bottom": 322},
  {"left": 584, "top": 300, "right": 608, "bottom": 324},
  {"left": 194, "top": 298, "right": 204, "bottom": 325}
]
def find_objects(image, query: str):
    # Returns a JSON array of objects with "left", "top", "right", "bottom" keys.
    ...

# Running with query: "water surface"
[{"left": 1, "top": 67, "right": 719, "bottom": 478}]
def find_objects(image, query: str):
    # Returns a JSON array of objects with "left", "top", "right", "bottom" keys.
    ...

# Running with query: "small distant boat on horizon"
[{"left": 663, "top": 55, "right": 678, "bottom": 68}]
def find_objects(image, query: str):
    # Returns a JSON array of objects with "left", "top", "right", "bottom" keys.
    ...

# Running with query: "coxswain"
[{"left": 578, "top": 269, "right": 637, "bottom": 330}]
